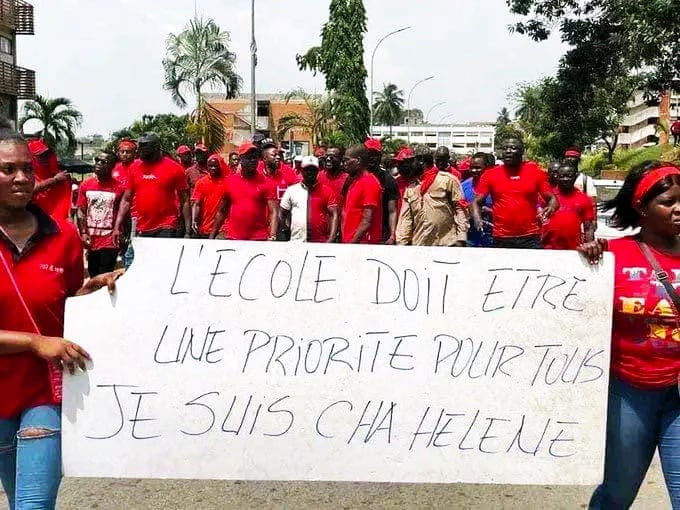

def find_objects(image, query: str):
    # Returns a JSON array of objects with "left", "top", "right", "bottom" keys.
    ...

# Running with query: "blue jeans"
[
  {"left": 0, "top": 405, "right": 61, "bottom": 510},
  {"left": 590, "top": 377, "right": 680, "bottom": 509}
]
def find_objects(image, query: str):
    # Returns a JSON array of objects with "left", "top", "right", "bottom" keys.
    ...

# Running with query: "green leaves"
[
  {"left": 373, "top": 83, "right": 404, "bottom": 128},
  {"left": 19, "top": 95, "right": 82, "bottom": 157},
  {"left": 107, "top": 113, "right": 196, "bottom": 155}
]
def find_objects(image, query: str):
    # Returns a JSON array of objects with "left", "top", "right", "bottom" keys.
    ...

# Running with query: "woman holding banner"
[
  {"left": 580, "top": 161, "right": 680, "bottom": 508},
  {"left": 0, "top": 119, "right": 119, "bottom": 509}
]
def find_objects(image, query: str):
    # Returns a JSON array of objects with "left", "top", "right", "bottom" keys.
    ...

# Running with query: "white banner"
[{"left": 63, "top": 239, "right": 614, "bottom": 484}]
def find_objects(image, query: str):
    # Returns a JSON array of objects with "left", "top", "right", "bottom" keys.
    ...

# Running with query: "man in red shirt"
[
  {"left": 542, "top": 163, "right": 596, "bottom": 249},
  {"left": 185, "top": 143, "right": 209, "bottom": 191},
  {"left": 318, "top": 146, "right": 347, "bottom": 203},
  {"left": 26, "top": 139, "right": 72, "bottom": 222},
  {"left": 112, "top": 138, "right": 137, "bottom": 186},
  {"left": 394, "top": 146, "right": 417, "bottom": 201},
  {"left": 280, "top": 156, "right": 339, "bottom": 242},
  {"left": 258, "top": 138, "right": 299, "bottom": 201},
  {"left": 228, "top": 151, "right": 240, "bottom": 174},
  {"left": 76, "top": 152, "right": 124, "bottom": 276},
  {"left": 211, "top": 143, "right": 279, "bottom": 241},
  {"left": 191, "top": 154, "right": 228, "bottom": 238},
  {"left": 112, "top": 132, "right": 190, "bottom": 243},
  {"left": 365, "top": 137, "right": 399, "bottom": 244},
  {"left": 472, "top": 137, "right": 558, "bottom": 249},
  {"left": 671, "top": 119, "right": 680, "bottom": 146},
  {"left": 435, "top": 146, "right": 462, "bottom": 180},
  {"left": 341, "top": 144, "right": 383, "bottom": 244}
]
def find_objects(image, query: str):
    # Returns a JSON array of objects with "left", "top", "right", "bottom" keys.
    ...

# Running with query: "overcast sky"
[{"left": 19, "top": 0, "right": 566, "bottom": 136}]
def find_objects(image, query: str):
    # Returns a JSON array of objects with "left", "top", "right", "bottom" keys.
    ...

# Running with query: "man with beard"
[
  {"left": 396, "top": 145, "right": 468, "bottom": 247},
  {"left": 112, "top": 132, "right": 190, "bottom": 243},
  {"left": 76, "top": 152, "right": 124, "bottom": 276},
  {"left": 318, "top": 146, "right": 347, "bottom": 203},
  {"left": 364, "top": 137, "right": 398, "bottom": 244},
  {"left": 341, "top": 144, "right": 382, "bottom": 244},
  {"left": 211, "top": 142, "right": 279, "bottom": 241},
  {"left": 472, "top": 137, "right": 557, "bottom": 249}
]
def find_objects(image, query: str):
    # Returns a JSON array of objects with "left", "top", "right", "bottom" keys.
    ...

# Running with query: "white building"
[
  {"left": 617, "top": 91, "right": 680, "bottom": 149},
  {"left": 370, "top": 123, "right": 495, "bottom": 155}
]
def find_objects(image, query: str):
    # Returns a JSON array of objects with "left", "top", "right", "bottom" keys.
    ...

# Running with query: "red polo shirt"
[
  {"left": 342, "top": 171, "right": 383, "bottom": 244},
  {"left": 542, "top": 188, "right": 595, "bottom": 250},
  {"left": 191, "top": 175, "right": 228, "bottom": 236},
  {"left": 222, "top": 172, "right": 276, "bottom": 240},
  {"left": 477, "top": 161, "right": 551, "bottom": 238},
  {"left": 31, "top": 152, "right": 72, "bottom": 222},
  {"left": 258, "top": 161, "right": 300, "bottom": 200},
  {"left": 318, "top": 170, "right": 348, "bottom": 204},
  {"left": 127, "top": 156, "right": 188, "bottom": 234},
  {"left": 76, "top": 176, "right": 125, "bottom": 250},
  {"left": 0, "top": 205, "right": 84, "bottom": 419}
]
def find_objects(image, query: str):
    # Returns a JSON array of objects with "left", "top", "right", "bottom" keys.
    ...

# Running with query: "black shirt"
[{"left": 372, "top": 168, "right": 399, "bottom": 242}]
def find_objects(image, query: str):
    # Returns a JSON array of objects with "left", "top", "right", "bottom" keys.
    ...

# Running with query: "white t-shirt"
[
  {"left": 575, "top": 173, "right": 597, "bottom": 199},
  {"left": 280, "top": 183, "right": 310, "bottom": 242}
]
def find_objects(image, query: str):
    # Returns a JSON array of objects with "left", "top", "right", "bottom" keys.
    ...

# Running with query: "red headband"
[
  {"left": 118, "top": 140, "right": 137, "bottom": 150},
  {"left": 633, "top": 166, "right": 680, "bottom": 207}
]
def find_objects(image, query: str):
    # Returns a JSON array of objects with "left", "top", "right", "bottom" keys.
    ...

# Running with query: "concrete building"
[
  {"left": 203, "top": 93, "right": 315, "bottom": 156},
  {"left": 617, "top": 90, "right": 679, "bottom": 150},
  {"left": 370, "top": 123, "right": 495, "bottom": 155},
  {"left": 0, "top": 0, "right": 34, "bottom": 125}
]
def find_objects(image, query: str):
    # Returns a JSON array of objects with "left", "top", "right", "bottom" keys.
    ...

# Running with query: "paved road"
[{"left": 0, "top": 457, "right": 670, "bottom": 509}]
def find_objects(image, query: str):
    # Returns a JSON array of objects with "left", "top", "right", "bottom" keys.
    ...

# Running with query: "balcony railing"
[
  {"left": 0, "top": 61, "right": 34, "bottom": 98},
  {"left": 0, "top": 0, "right": 33, "bottom": 34}
]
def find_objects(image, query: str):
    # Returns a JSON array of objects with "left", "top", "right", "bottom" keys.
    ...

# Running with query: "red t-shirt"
[
  {"left": 76, "top": 177, "right": 125, "bottom": 250},
  {"left": 477, "top": 161, "right": 551, "bottom": 238},
  {"left": 0, "top": 207, "right": 83, "bottom": 419},
  {"left": 342, "top": 171, "right": 383, "bottom": 244},
  {"left": 542, "top": 188, "right": 595, "bottom": 250},
  {"left": 112, "top": 161, "right": 134, "bottom": 187},
  {"left": 609, "top": 237, "right": 680, "bottom": 389},
  {"left": 307, "top": 183, "right": 338, "bottom": 242},
  {"left": 222, "top": 172, "right": 276, "bottom": 240},
  {"left": 318, "top": 170, "right": 348, "bottom": 204},
  {"left": 258, "top": 161, "right": 300, "bottom": 201},
  {"left": 127, "top": 157, "right": 188, "bottom": 234},
  {"left": 192, "top": 175, "right": 227, "bottom": 236},
  {"left": 32, "top": 154, "right": 72, "bottom": 222}
]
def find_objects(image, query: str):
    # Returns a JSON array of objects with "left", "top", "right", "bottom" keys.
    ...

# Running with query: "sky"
[{"left": 19, "top": 0, "right": 567, "bottom": 137}]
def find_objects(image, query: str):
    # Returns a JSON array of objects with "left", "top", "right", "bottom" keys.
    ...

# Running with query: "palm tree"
[
  {"left": 19, "top": 95, "right": 82, "bottom": 153},
  {"left": 372, "top": 83, "right": 404, "bottom": 135},
  {"left": 163, "top": 17, "right": 242, "bottom": 148},
  {"left": 276, "top": 89, "right": 334, "bottom": 148}
]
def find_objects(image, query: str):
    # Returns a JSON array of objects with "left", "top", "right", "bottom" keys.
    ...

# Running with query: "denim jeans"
[
  {"left": 590, "top": 377, "right": 680, "bottom": 509},
  {"left": 0, "top": 405, "right": 61, "bottom": 510}
]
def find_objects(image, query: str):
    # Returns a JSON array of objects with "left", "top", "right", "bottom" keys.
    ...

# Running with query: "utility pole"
[{"left": 250, "top": 0, "right": 257, "bottom": 137}]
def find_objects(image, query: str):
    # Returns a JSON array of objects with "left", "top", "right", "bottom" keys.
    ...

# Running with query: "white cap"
[
  {"left": 294, "top": 155, "right": 303, "bottom": 162},
  {"left": 301, "top": 156, "right": 319, "bottom": 169}
]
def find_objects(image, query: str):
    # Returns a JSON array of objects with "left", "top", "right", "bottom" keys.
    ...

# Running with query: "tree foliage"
[
  {"left": 494, "top": 107, "right": 517, "bottom": 152},
  {"left": 19, "top": 95, "right": 82, "bottom": 157},
  {"left": 507, "top": 0, "right": 680, "bottom": 90},
  {"left": 296, "top": 0, "right": 370, "bottom": 143},
  {"left": 372, "top": 83, "right": 404, "bottom": 133},
  {"left": 276, "top": 89, "right": 334, "bottom": 148},
  {"left": 106, "top": 113, "right": 196, "bottom": 155}
]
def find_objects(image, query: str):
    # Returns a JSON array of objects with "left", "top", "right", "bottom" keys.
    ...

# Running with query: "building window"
[
  {"left": 256, "top": 102, "right": 269, "bottom": 117},
  {"left": 0, "top": 36, "right": 12, "bottom": 55},
  {"left": 427, "top": 143, "right": 437, "bottom": 148},
  {"left": 411, "top": 131, "right": 423, "bottom": 137},
  {"left": 452, "top": 132, "right": 465, "bottom": 137},
  {"left": 396, "top": 132, "right": 408, "bottom": 137}
]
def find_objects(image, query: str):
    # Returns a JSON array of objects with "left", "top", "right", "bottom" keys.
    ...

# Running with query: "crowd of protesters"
[{"left": 2, "top": 117, "right": 680, "bottom": 509}]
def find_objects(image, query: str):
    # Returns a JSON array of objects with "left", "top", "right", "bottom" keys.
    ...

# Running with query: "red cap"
[
  {"left": 194, "top": 143, "right": 208, "bottom": 152},
  {"left": 176, "top": 145, "right": 192, "bottom": 155},
  {"left": 237, "top": 142, "right": 258, "bottom": 156},
  {"left": 394, "top": 146, "right": 415, "bottom": 162},
  {"left": 564, "top": 148, "right": 581, "bottom": 158},
  {"left": 364, "top": 137, "right": 382, "bottom": 152},
  {"left": 27, "top": 138, "right": 50, "bottom": 156},
  {"left": 118, "top": 138, "right": 137, "bottom": 151}
]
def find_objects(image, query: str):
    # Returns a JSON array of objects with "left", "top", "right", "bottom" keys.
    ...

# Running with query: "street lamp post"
[
  {"left": 369, "top": 26, "right": 411, "bottom": 130},
  {"left": 407, "top": 75, "right": 434, "bottom": 142},
  {"left": 250, "top": 0, "right": 257, "bottom": 137},
  {"left": 425, "top": 101, "right": 446, "bottom": 124},
  {"left": 439, "top": 113, "right": 455, "bottom": 124}
]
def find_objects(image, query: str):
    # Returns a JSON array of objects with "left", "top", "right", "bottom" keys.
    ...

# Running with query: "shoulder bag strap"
[{"left": 637, "top": 240, "right": 680, "bottom": 314}]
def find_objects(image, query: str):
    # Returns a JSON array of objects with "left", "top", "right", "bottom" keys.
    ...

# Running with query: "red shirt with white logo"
[
  {"left": 318, "top": 170, "right": 348, "bottom": 204},
  {"left": 476, "top": 161, "right": 551, "bottom": 238},
  {"left": 222, "top": 172, "right": 276, "bottom": 240},
  {"left": 191, "top": 175, "right": 227, "bottom": 236},
  {"left": 342, "top": 171, "right": 383, "bottom": 244},
  {"left": 0, "top": 205, "right": 84, "bottom": 419},
  {"left": 127, "top": 156, "right": 188, "bottom": 234},
  {"left": 542, "top": 188, "right": 595, "bottom": 250},
  {"left": 608, "top": 237, "right": 680, "bottom": 389},
  {"left": 258, "top": 161, "right": 300, "bottom": 201},
  {"left": 76, "top": 176, "right": 125, "bottom": 250}
]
